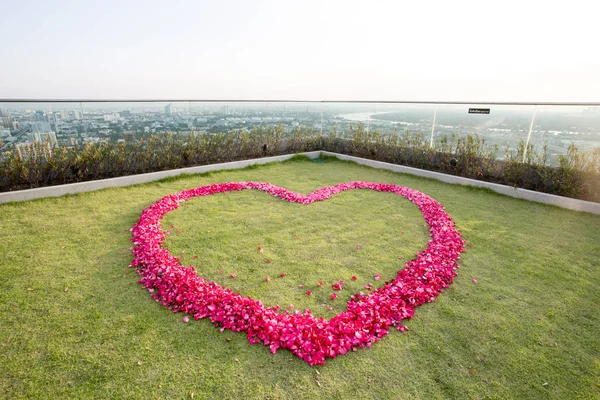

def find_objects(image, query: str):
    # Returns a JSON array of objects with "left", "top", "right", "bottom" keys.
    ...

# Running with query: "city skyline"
[
  {"left": 1, "top": 0, "right": 599, "bottom": 102},
  {"left": 2, "top": 102, "right": 599, "bottom": 167}
]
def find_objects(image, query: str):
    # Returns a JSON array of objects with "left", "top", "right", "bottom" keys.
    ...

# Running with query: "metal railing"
[{"left": 1, "top": 99, "right": 599, "bottom": 166}]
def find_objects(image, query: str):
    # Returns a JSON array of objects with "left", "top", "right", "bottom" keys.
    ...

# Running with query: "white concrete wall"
[
  {"left": 321, "top": 151, "right": 600, "bottom": 215},
  {"left": 0, "top": 152, "right": 321, "bottom": 204}
]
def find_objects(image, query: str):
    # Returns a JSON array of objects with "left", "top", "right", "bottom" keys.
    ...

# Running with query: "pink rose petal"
[{"left": 130, "top": 181, "right": 465, "bottom": 366}]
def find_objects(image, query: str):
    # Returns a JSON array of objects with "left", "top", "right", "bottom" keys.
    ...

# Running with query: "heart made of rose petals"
[{"left": 131, "top": 182, "right": 464, "bottom": 365}]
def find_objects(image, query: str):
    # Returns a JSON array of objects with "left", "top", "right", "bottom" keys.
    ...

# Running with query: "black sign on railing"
[{"left": 468, "top": 108, "right": 491, "bottom": 114}]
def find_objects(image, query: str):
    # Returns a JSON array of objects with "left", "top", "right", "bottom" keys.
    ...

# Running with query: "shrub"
[{"left": 1, "top": 124, "right": 598, "bottom": 203}]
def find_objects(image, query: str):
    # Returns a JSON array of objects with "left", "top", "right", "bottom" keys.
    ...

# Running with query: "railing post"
[
  {"left": 80, "top": 102, "right": 86, "bottom": 134},
  {"left": 429, "top": 107, "right": 437, "bottom": 148},
  {"left": 320, "top": 103, "right": 323, "bottom": 135},
  {"left": 523, "top": 106, "right": 537, "bottom": 162}
]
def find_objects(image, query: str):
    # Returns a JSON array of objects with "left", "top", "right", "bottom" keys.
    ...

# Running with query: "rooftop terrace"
[{"left": 1, "top": 156, "right": 598, "bottom": 398}]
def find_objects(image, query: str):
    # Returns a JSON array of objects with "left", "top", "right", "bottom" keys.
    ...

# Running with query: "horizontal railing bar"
[{"left": 0, "top": 99, "right": 599, "bottom": 106}]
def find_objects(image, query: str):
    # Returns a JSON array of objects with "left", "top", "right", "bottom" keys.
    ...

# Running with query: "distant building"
[
  {"left": 15, "top": 141, "right": 54, "bottom": 159},
  {"left": 119, "top": 110, "right": 131, "bottom": 117},
  {"left": 2, "top": 115, "right": 17, "bottom": 129},
  {"left": 31, "top": 121, "right": 52, "bottom": 132},
  {"left": 34, "top": 110, "right": 48, "bottom": 122},
  {"left": 165, "top": 103, "right": 173, "bottom": 115},
  {"left": 103, "top": 113, "right": 120, "bottom": 122},
  {"left": 28, "top": 131, "right": 57, "bottom": 145},
  {"left": 0, "top": 129, "right": 11, "bottom": 138}
]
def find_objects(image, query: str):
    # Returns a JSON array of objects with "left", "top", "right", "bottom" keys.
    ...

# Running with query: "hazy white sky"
[{"left": 1, "top": 0, "right": 598, "bottom": 101}]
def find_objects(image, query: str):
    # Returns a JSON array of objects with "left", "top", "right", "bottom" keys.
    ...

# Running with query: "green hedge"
[{"left": 1, "top": 124, "right": 599, "bottom": 202}]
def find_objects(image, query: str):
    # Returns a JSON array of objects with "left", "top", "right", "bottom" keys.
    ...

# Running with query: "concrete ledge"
[
  {"left": 321, "top": 151, "right": 600, "bottom": 215},
  {"left": 0, "top": 151, "right": 321, "bottom": 204},
  {"left": 2, "top": 150, "right": 598, "bottom": 215}
]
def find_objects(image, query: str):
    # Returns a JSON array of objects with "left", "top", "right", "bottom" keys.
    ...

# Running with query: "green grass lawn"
[{"left": 1, "top": 156, "right": 599, "bottom": 399}]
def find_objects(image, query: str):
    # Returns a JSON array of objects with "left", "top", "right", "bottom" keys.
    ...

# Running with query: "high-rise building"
[
  {"left": 103, "top": 113, "right": 120, "bottom": 121},
  {"left": 0, "top": 109, "right": 17, "bottom": 129},
  {"left": 2, "top": 115, "right": 16, "bottom": 129},
  {"left": 34, "top": 110, "right": 48, "bottom": 122},
  {"left": 28, "top": 131, "right": 57, "bottom": 145},
  {"left": 165, "top": 103, "right": 173, "bottom": 115},
  {"left": 15, "top": 141, "right": 54, "bottom": 159},
  {"left": 31, "top": 121, "right": 52, "bottom": 132}
]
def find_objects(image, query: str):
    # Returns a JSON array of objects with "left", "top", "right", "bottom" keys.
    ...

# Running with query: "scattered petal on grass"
[
  {"left": 265, "top": 259, "right": 271, "bottom": 263},
  {"left": 306, "top": 290, "right": 312, "bottom": 296},
  {"left": 317, "top": 281, "right": 323, "bottom": 287},
  {"left": 279, "top": 273, "right": 286, "bottom": 278},
  {"left": 265, "top": 276, "right": 271, "bottom": 282},
  {"left": 193, "top": 255, "right": 198, "bottom": 259},
  {"left": 330, "top": 293, "right": 337, "bottom": 300},
  {"left": 351, "top": 276, "right": 357, "bottom": 281},
  {"left": 356, "top": 245, "right": 361, "bottom": 250},
  {"left": 230, "top": 274, "right": 237, "bottom": 279},
  {"left": 374, "top": 273, "right": 381, "bottom": 281},
  {"left": 183, "top": 316, "right": 190, "bottom": 323},
  {"left": 218, "top": 269, "right": 223, "bottom": 275},
  {"left": 472, "top": 278, "right": 478, "bottom": 283},
  {"left": 258, "top": 246, "right": 264, "bottom": 253},
  {"left": 331, "top": 281, "right": 344, "bottom": 291}
]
